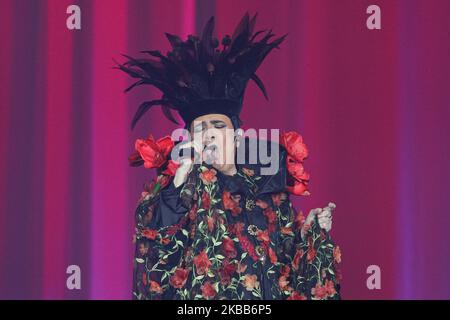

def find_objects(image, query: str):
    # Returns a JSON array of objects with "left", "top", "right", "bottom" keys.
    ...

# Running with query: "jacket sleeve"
[
  {"left": 277, "top": 197, "right": 342, "bottom": 300},
  {"left": 135, "top": 179, "right": 189, "bottom": 230},
  {"left": 133, "top": 177, "right": 190, "bottom": 300}
]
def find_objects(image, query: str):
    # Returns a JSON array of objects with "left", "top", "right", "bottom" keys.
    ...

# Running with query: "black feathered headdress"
[{"left": 116, "top": 12, "right": 286, "bottom": 129}]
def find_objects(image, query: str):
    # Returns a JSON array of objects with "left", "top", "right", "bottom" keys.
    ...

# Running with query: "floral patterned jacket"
[{"left": 131, "top": 132, "right": 342, "bottom": 300}]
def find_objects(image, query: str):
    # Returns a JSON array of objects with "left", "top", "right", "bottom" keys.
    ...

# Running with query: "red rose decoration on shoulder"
[
  {"left": 129, "top": 134, "right": 179, "bottom": 176},
  {"left": 134, "top": 135, "right": 174, "bottom": 169},
  {"left": 280, "top": 131, "right": 310, "bottom": 196}
]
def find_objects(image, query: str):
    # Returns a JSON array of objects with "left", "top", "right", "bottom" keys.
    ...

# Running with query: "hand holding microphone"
[{"left": 173, "top": 140, "right": 203, "bottom": 188}]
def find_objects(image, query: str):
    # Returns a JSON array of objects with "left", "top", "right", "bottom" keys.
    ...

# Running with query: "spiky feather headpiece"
[{"left": 116, "top": 12, "right": 286, "bottom": 129}]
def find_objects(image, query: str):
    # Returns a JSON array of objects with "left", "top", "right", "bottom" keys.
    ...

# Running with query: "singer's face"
[{"left": 190, "top": 114, "right": 237, "bottom": 172}]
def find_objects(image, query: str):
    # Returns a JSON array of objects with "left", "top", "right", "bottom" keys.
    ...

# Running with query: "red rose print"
[
  {"left": 324, "top": 279, "right": 336, "bottom": 296},
  {"left": 281, "top": 227, "right": 293, "bottom": 236},
  {"left": 202, "top": 191, "right": 211, "bottom": 210},
  {"left": 278, "top": 275, "right": 289, "bottom": 290},
  {"left": 263, "top": 208, "right": 277, "bottom": 225},
  {"left": 256, "top": 230, "right": 270, "bottom": 244},
  {"left": 281, "top": 265, "right": 290, "bottom": 276},
  {"left": 292, "top": 249, "right": 303, "bottom": 271},
  {"left": 200, "top": 168, "right": 217, "bottom": 185},
  {"left": 219, "top": 260, "right": 237, "bottom": 285},
  {"left": 268, "top": 247, "right": 277, "bottom": 264},
  {"left": 201, "top": 281, "right": 217, "bottom": 299},
  {"left": 169, "top": 268, "right": 189, "bottom": 289},
  {"left": 188, "top": 204, "right": 198, "bottom": 221},
  {"left": 333, "top": 246, "right": 342, "bottom": 264},
  {"left": 287, "top": 292, "right": 307, "bottom": 300},
  {"left": 193, "top": 250, "right": 212, "bottom": 275},
  {"left": 271, "top": 193, "right": 286, "bottom": 207},
  {"left": 307, "top": 237, "right": 317, "bottom": 263},
  {"left": 166, "top": 225, "right": 180, "bottom": 236},
  {"left": 160, "top": 237, "right": 171, "bottom": 245},
  {"left": 311, "top": 283, "right": 328, "bottom": 299},
  {"left": 222, "top": 190, "right": 242, "bottom": 216},
  {"left": 149, "top": 281, "right": 163, "bottom": 294},
  {"left": 142, "top": 229, "right": 159, "bottom": 240},
  {"left": 206, "top": 217, "right": 215, "bottom": 233},
  {"left": 221, "top": 237, "right": 237, "bottom": 259},
  {"left": 255, "top": 199, "right": 269, "bottom": 209},
  {"left": 237, "top": 234, "right": 258, "bottom": 261},
  {"left": 295, "top": 211, "right": 306, "bottom": 229}
]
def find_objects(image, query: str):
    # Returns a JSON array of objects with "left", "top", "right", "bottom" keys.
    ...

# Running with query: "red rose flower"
[
  {"left": 311, "top": 283, "right": 328, "bottom": 299},
  {"left": 200, "top": 168, "right": 217, "bottom": 185},
  {"left": 280, "top": 131, "right": 308, "bottom": 162},
  {"left": 219, "top": 260, "right": 237, "bottom": 285},
  {"left": 142, "top": 229, "right": 159, "bottom": 240},
  {"left": 288, "top": 292, "right": 307, "bottom": 300},
  {"left": 166, "top": 225, "right": 180, "bottom": 236},
  {"left": 135, "top": 135, "right": 174, "bottom": 169},
  {"left": 307, "top": 237, "right": 317, "bottom": 263},
  {"left": 201, "top": 281, "right": 217, "bottom": 299},
  {"left": 281, "top": 227, "right": 293, "bottom": 236},
  {"left": 193, "top": 250, "right": 212, "bottom": 275},
  {"left": 256, "top": 199, "right": 269, "bottom": 209},
  {"left": 202, "top": 191, "right": 211, "bottom": 210},
  {"left": 256, "top": 230, "right": 270, "bottom": 244},
  {"left": 281, "top": 265, "right": 290, "bottom": 276},
  {"left": 333, "top": 246, "right": 342, "bottom": 264},
  {"left": 222, "top": 190, "right": 242, "bottom": 216},
  {"left": 160, "top": 237, "right": 171, "bottom": 245},
  {"left": 237, "top": 234, "right": 258, "bottom": 261},
  {"left": 206, "top": 216, "right": 215, "bottom": 233},
  {"left": 263, "top": 208, "right": 277, "bottom": 225},
  {"left": 188, "top": 204, "right": 198, "bottom": 221},
  {"left": 278, "top": 275, "right": 289, "bottom": 290},
  {"left": 324, "top": 279, "right": 336, "bottom": 296},
  {"left": 221, "top": 237, "right": 237, "bottom": 259},
  {"left": 292, "top": 249, "right": 303, "bottom": 271},
  {"left": 295, "top": 211, "right": 306, "bottom": 229},
  {"left": 268, "top": 247, "right": 278, "bottom": 264},
  {"left": 169, "top": 268, "right": 189, "bottom": 289},
  {"left": 149, "top": 281, "right": 163, "bottom": 294},
  {"left": 271, "top": 193, "right": 286, "bottom": 207}
]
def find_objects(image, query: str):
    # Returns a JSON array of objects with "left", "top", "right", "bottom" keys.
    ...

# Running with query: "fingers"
[
  {"left": 317, "top": 209, "right": 331, "bottom": 219},
  {"left": 318, "top": 216, "right": 332, "bottom": 231}
]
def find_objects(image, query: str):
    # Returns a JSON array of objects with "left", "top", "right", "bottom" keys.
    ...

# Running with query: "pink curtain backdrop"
[{"left": 1, "top": 0, "right": 450, "bottom": 299}]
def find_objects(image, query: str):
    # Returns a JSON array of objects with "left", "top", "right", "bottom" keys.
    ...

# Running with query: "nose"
[{"left": 203, "top": 126, "right": 215, "bottom": 144}]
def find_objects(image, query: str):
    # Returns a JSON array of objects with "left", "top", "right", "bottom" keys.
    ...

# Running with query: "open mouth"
[{"left": 203, "top": 144, "right": 219, "bottom": 163}]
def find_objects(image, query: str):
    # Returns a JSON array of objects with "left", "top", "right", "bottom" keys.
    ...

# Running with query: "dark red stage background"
[{"left": 1, "top": 0, "right": 450, "bottom": 299}]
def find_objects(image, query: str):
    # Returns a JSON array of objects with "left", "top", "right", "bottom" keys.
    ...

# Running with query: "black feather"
[
  {"left": 131, "top": 100, "right": 168, "bottom": 130},
  {"left": 116, "top": 13, "right": 286, "bottom": 130}
]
